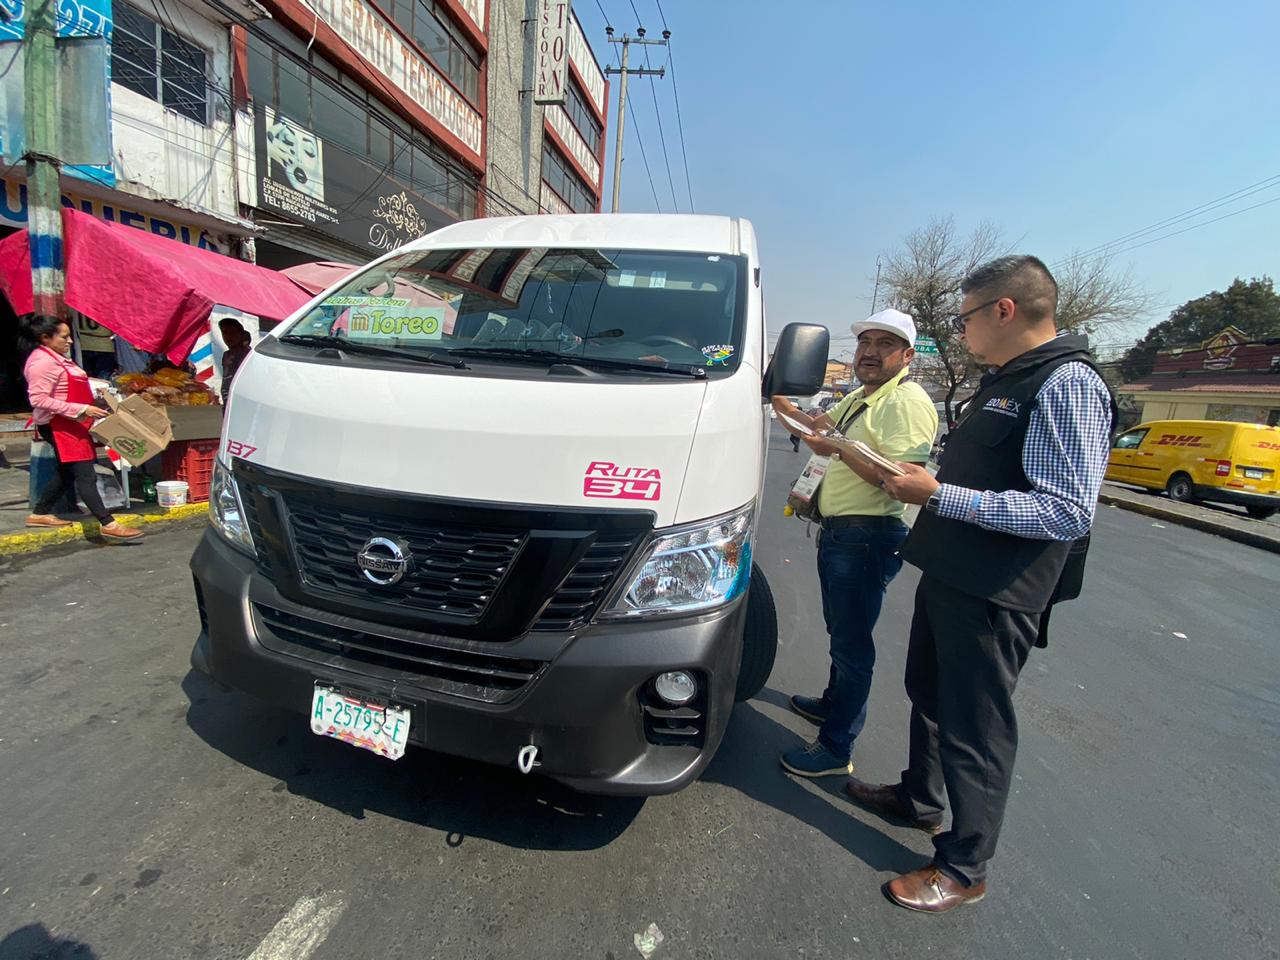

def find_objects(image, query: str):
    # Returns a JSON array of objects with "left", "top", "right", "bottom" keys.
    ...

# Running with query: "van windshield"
[{"left": 283, "top": 247, "right": 747, "bottom": 375}]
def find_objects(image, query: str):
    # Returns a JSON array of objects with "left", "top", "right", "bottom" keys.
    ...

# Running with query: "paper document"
[
  {"left": 838, "top": 439, "right": 908, "bottom": 477},
  {"left": 778, "top": 413, "right": 817, "bottom": 437}
]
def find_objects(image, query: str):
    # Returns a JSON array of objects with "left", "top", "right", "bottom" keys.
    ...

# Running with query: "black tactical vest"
[{"left": 901, "top": 335, "right": 1113, "bottom": 613}]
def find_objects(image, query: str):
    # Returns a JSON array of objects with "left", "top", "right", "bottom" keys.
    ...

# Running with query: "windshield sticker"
[
  {"left": 649, "top": 271, "right": 667, "bottom": 289},
  {"left": 618, "top": 270, "right": 636, "bottom": 288},
  {"left": 583, "top": 461, "right": 662, "bottom": 501},
  {"left": 347, "top": 306, "right": 445, "bottom": 340},
  {"left": 323, "top": 295, "right": 410, "bottom": 307},
  {"left": 701, "top": 344, "right": 735, "bottom": 365}
]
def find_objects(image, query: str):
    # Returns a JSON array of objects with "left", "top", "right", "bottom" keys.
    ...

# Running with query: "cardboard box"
[
  {"left": 166, "top": 404, "right": 224, "bottom": 441},
  {"left": 90, "top": 395, "right": 174, "bottom": 467}
]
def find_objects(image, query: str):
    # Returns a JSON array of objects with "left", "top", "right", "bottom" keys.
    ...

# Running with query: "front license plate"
[
  {"left": 1244, "top": 468, "right": 1264, "bottom": 480},
  {"left": 310, "top": 684, "right": 411, "bottom": 760}
]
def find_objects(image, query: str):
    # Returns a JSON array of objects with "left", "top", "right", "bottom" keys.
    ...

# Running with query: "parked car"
[{"left": 1105, "top": 419, "right": 1280, "bottom": 519}]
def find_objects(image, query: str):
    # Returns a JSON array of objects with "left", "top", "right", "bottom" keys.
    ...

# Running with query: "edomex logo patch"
[{"left": 983, "top": 397, "right": 1021, "bottom": 418}]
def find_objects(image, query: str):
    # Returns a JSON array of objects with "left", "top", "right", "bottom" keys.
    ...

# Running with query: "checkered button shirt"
[{"left": 935, "top": 361, "right": 1113, "bottom": 540}]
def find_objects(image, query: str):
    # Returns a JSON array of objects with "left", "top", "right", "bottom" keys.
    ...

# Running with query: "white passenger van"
[{"left": 190, "top": 214, "right": 829, "bottom": 794}]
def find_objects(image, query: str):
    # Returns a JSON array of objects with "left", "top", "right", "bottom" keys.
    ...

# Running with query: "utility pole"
[
  {"left": 604, "top": 26, "right": 667, "bottom": 213},
  {"left": 23, "top": 0, "right": 64, "bottom": 318},
  {"left": 870, "top": 256, "right": 882, "bottom": 313}
]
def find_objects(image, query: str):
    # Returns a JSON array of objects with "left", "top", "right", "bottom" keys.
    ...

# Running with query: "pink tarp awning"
[
  {"left": 0, "top": 208, "right": 311, "bottom": 363},
  {"left": 280, "top": 260, "right": 359, "bottom": 296}
]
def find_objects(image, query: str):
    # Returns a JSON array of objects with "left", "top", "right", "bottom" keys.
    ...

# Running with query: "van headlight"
[
  {"left": 603, "top": 504, "right": 753, "bottom": 618},
  {"left": 209, "top": 459, "right": 256, "bottom": 557}
]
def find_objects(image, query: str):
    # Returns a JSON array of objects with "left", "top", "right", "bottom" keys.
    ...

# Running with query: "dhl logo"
[
  {"left": 1154, "top": 434, "right": 1210, "bottom": 448},
  {"left": 1255, "top": 441, "right": 1280, "bottom": 452}
]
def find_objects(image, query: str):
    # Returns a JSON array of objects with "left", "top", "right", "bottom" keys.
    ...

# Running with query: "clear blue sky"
[{"left": 575, "top": 0, "right": 1280, "bottom": 352}]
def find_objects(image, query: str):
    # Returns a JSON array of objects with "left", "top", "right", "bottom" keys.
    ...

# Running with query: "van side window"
[{"left": 1114, "top": 429, "right": 1148, "bottom": 450}]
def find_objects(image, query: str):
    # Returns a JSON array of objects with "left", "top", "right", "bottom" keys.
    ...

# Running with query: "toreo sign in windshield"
[{"left": 348, "top": 306, "right": 447, "bottom": 341}]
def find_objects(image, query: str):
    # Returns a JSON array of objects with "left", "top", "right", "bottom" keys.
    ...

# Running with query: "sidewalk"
[
  {"left": 0, "top": 453, "right": 207, "bottom": 556},
  {"left": 1098, "top": 482, "right": 1280, "bottom": 554}
]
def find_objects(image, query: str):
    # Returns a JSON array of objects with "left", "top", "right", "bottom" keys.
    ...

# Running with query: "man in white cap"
[{"left": 771, "top": 309, "right": 938, "bottom": 777}]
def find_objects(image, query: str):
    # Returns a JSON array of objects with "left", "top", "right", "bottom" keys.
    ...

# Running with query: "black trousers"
[
  {"left": 897, "top": 575, "right": 1040, "bottom": 886},
  {"left": 34, "top": 425, "right": 115, "bottom": 525}
]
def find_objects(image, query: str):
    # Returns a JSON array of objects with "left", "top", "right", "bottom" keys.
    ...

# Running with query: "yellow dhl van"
[{"left": 1106, "top": 420, "right": 1280, "bottom": 519}]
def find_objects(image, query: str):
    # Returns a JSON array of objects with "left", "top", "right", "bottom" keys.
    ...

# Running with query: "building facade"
[
  {"left": 486, "top": 0, "right": 607, "bottom": 217},
  {"left": 1119, "top": 326, "right": 1280, "bottom": 427}
]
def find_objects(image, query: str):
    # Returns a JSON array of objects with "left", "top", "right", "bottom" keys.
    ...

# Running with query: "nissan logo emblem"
[{"left": 356, "top": 536, "right": 414, "bottom": 586}]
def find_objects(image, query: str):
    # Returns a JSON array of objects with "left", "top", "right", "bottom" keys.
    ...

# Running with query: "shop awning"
[
  {"left": 280, "top": 260, "right": 360, "bottom": 296},
  {"left": 0, "top": 208, "right": 311, "bottom": 363}
]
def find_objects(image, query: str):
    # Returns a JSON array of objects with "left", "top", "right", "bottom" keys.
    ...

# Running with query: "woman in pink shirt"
[{"left": 23, "top": 315, "right": 143, "bottom": 541}]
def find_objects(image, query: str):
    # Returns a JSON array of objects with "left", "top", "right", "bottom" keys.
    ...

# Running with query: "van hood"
[{"left": 221, "top": 350, "right": 754, "bottom": 528}]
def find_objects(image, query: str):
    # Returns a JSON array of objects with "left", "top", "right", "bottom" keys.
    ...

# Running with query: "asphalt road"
[{"left": 2, "top": 424, "right": 1277, "bottom": 960}]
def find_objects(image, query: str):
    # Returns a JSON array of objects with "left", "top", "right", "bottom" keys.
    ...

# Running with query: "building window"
[
  {"left": 111, "top": 3, "right": 209, "bottom": 125},
  {"left": 382, "top": 0, "right": 480, "bottom": 105},
  {"left": 542, "top": 142, "right": 596, "bottom": 214},
  {"left": 564, "top": 76, "right": 602, "bottom": 153}
]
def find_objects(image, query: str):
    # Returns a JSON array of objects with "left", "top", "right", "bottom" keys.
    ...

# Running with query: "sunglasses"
[{"left": 947, "top": 298, "right": 1014, "bottom": 334}]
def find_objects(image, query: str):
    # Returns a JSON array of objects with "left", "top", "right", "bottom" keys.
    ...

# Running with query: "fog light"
[{"left": 654, "top": 671, "right": 697, "bottom": 705}]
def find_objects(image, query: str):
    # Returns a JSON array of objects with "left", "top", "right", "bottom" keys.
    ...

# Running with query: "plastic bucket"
[{"left": 156, "top": 480, "right": 189, "bottom": 508}]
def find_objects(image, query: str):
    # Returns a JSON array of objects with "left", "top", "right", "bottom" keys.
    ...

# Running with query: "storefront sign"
[
  {"left": 534, "top": 0, "right": 570, "bottom": 105},
  {"left": 546, "top": 103, "right": 600, "bottom": 184},
  {"left": 0, "top": 0, "right": 115, "bottom": 186},
  {"left": 0, "top": 176, "right": 227, "bottom": 252},
  {"left": 307, "top": 0, "right": 482, "bottom": 158},
  {"left": 540, "top": 181, "right": 571, "bottom": 215},
  {"left": 455, "top": 0, "right": 485, "bottom": 33},
  {"left": 567, "top": 11, "right": 605, "bottom": 113},
  {"left": 253, "top": 106, "right": 453, "bottom": 254}
]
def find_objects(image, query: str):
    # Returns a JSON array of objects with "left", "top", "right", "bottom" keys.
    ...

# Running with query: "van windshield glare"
[{"left": 283, "top": 247, "right": 747, "bottom": 375}]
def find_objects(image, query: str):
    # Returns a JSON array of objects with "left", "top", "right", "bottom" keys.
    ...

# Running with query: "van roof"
[
  {"left": 1138, "top": 419, "right": 1277, "bottom": 430},
  {"left": 412, "top": 214, "right": 754, "bottom": 256}
]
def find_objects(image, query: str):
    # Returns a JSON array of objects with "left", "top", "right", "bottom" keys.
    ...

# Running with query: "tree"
[
  {"left": 879, "top": 219, "right": 1148, "bottom": 424},
  {"left": 1119, "top": 277, "right": 1280, "bottom": 381},
  {"left": 879, "top": 217, "right": 1002, "bottom": 425}
]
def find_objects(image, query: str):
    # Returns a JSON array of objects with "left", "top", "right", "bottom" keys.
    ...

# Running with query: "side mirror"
[{"left": 763, "top": 323, "right": 829, "bottom": 399}]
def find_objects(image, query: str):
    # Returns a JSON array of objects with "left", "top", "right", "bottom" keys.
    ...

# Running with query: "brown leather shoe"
[
  {"left": 844, "top": 778, "right": 943, "bottom": 835},
  {"left": 100, "top": 521, "right": 144, "bottom": 542},
  {"left": 26, "top": 514, "right": 73, "bottom": 528},
  {"left": 883, "top": 865, "right": 985, "bottom": 913}
]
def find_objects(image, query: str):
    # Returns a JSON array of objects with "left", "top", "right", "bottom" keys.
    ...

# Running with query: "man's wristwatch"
[{"left": 924, "top": 489, "right": 943, "bottom": 514}]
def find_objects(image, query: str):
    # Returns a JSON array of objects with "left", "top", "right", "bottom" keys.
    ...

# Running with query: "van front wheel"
[
  {"left": 735, "top": 563, "right": 778, "bottom": 702},
  {"left": 1167, "top": 473, "right": 1195, "bottom": 503}
]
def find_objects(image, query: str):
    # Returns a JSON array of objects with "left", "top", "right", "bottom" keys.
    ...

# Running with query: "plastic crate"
[{"left": 161, "top": 438, "right": 219, "bottom": 503}]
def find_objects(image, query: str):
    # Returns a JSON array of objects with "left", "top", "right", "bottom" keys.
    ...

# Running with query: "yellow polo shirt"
[{"left": 817, "top": 369, "right": 939, "bottom": 519}]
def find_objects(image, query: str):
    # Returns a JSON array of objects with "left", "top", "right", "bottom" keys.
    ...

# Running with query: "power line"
[
  {"left": 641, "top": 49, "right": 678, "bottom": 212},
  {"left": 627, "top": 105, "right": 662, "bottom": 211},
  {"left": 650, "top": 0, "right": 693, "bottom": 212},
  {"left": 1095, "top": 194, "right": 1280, "bottom": 260},
  {"left": 1051, "top": 173, "right": 1280, "bottom": 267}
]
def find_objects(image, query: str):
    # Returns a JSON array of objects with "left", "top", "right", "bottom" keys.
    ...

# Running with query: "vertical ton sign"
[{"left": 533, "top": 0, "right": 570, "bottom": 105}]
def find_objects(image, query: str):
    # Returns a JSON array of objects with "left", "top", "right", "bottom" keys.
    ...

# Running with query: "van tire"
[
  {"left": 1246, "top": 505, "right": 1277, "bottom": 520},
  {"left": 1167, "top": 473, "right": 1195, "bottom": 503},
  {"left": 735, "top": 564, "right": 778, "bottom": 702}
]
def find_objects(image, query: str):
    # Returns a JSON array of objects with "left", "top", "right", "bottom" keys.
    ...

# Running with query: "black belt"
[{"left": 820, "top": 514, "right": 905, "bottom": 530}]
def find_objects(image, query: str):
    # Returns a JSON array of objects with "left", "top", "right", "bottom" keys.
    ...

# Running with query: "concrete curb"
[
  {"left": 1097, "top": 491, "right": 1280, "bottom": 554},
  {"left": 0, "top": 502, "right": 207, "bottom": 556}
]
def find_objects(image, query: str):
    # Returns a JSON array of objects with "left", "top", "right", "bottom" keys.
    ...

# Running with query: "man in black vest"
[{"left": 845, "top": 255, "right": 1114, "bottom": 913}]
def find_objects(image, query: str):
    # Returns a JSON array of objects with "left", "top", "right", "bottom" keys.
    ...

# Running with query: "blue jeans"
[{"left": 815, "top": 518, "right": 908, "bottom": 759}]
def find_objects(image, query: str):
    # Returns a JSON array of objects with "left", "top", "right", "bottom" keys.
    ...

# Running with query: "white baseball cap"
[{"left": 851, "top": 308, "right": 917, "bottom": 348}]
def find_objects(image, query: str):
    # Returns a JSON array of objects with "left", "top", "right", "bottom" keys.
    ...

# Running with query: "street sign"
[{"left": 914, "top": 338, "right": 939, "bottom": 355}]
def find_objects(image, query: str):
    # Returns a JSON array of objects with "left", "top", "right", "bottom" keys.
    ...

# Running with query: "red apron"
[{"left": 42, "top": 347, "right": 98, "bottom": 463}]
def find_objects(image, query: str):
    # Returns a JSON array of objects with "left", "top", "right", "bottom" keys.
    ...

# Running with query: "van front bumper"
[{"left": 189, "top": 529, "right": 744, "bottom": 795}]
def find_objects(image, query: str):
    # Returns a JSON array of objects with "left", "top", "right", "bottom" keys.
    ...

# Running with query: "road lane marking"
[{"left": 246, "top": 893, "right": 345, "bottom": 960}]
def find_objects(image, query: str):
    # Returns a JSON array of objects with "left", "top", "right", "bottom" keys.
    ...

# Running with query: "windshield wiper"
[
  {"left": 450, "top": 347, "right": 706, "bottom": 379},
  {"left": 279, "top": 334, "right": 467, "bottom": 369}
]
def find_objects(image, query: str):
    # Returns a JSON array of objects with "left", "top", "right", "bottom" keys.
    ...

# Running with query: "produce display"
[{"left": 114, "top": 368, "right": 218, "bottom": 406}]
